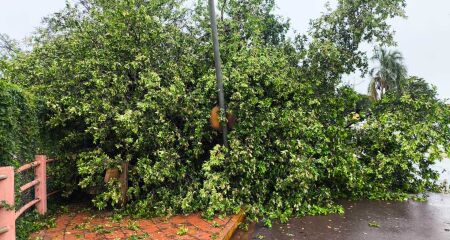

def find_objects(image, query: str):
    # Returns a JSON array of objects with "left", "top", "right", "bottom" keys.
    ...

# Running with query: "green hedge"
[{"left": 0, "top": 81, "right": 39, "bottom": 167}]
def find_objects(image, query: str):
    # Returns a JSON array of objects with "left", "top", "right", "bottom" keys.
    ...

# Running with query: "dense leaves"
[
  {"left": 1, "top": 0, "right": 448, "bottom": 222},
  {"left": 354, "top": 77, "right": 450, "bottom": 198},
  {"left": 0, "top": 81, "right": 39, "bottom": 167}
]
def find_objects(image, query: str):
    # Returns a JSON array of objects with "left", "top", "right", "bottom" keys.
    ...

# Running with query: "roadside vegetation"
[{"left": 1, "top": 0, "right": 449, "bottom": 230}]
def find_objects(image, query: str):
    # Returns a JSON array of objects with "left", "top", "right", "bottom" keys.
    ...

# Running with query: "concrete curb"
[{"left": 218, "top": 210, "right": 245, "bottom": 240}]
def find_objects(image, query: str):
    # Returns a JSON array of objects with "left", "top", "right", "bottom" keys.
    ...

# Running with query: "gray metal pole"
[{"left": 208, "top": 0, "right": 228, "bottom": 148}]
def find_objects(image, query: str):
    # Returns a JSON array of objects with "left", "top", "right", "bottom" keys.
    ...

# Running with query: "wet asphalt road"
[{"left": 232, "top": 193, "right": 450, "bottom": 240}]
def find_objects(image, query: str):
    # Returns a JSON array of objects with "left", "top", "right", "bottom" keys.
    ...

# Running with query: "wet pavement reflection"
[{"left": 233, "top": 193, "right": 450, "bottom": 240}]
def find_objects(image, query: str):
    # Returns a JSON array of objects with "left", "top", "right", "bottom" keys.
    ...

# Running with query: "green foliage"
[
  {"left": 354, "top": 78, "right": 450, "bottom": 197},
  {"left": 176, "top": 225, "right": 189, "bottom": 236},
  {"left": 2, "top": 0, "right": 448, "bottom": 226},
  {"left": 0, "top": 81, "right": 39, "bottom": 167},
  {"left": 310, "top": 0, "right": 407, "bottom": 75},
  {"left": 368, "top": 221, "right": 380, "bottom": 228},
  {"left": 16, "top": 209, "right": 57, "bottom": 240},
  {"left": 0, "top": 80, "right": 75, "bottom": 196}
]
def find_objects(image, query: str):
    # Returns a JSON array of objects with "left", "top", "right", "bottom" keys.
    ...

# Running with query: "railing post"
[
  {"left": 0, "top": 167, "right": 15, "bottom": 240},
  {"left": 34, "top": 155, "right": 47, "bottom": 215}
]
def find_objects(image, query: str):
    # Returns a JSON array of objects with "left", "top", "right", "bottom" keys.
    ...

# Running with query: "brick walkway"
[{"left": 30, "top": 208, "right": 244, "bottom": 240}]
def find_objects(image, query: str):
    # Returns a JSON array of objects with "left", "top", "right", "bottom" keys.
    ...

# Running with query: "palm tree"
[{"left": 368, "top": 48, "right": 407, "bottom": 100}]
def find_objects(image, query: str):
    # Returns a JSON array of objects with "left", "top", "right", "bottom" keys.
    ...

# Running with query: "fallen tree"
[{"left": 1, "top": 0, "right": 449, "bottom": 223}]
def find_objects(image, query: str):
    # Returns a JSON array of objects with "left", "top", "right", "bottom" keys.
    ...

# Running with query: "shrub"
[
  {"left": 0, "top": 81, "right": 39, "bottom": 167},
  {"left": 353, "top": 78, "right": 450, "bottom": 198}
]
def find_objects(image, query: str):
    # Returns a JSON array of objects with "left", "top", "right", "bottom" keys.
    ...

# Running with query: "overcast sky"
[{"left": 0, "top": 0, "right": 449, "bottom": 99}]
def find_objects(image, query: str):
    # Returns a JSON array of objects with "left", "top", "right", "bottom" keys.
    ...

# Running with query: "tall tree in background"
[{"left": 368, "top": 48, "right": 407, "bottom": 100}]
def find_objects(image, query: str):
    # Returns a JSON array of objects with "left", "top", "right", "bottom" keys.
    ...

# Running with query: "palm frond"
[{"left": 368, "top": 47, "right": 408, "bottom": 100}]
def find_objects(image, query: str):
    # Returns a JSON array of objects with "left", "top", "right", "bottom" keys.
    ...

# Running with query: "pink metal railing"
[{"left": 0, "top": 155, "right": 56, "bottom": 240}]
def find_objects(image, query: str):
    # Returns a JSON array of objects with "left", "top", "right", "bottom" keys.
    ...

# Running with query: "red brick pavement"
[{"left": 30, "top": 208, "right": 244, "bottom": 240}]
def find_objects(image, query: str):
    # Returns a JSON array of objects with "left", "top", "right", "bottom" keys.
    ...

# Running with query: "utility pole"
[{"left": 208, "top": 0, "right": 228, "bottom": 148}]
